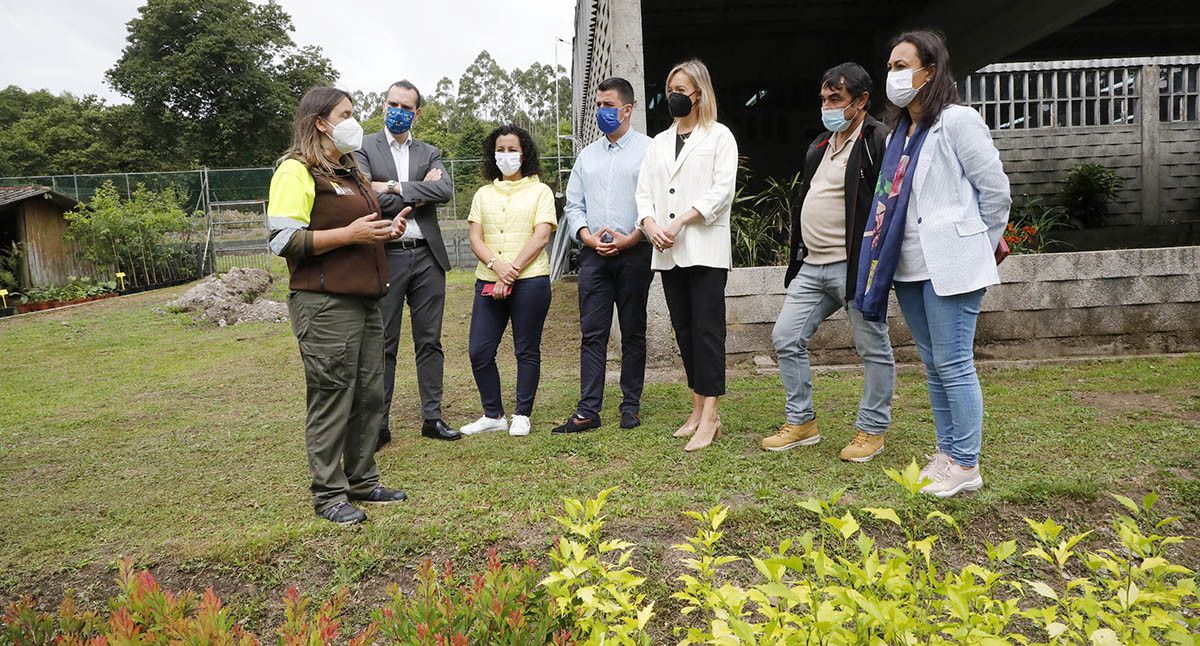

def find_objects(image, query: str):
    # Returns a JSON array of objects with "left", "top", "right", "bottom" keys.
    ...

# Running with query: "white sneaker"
[
  {"left": 460, "top": 415, "right": 507, "bottom": 436},
  {"left": 919, "top": 451, "right": 950, "bottom": 484},
  {"left": 509, "top": 415, "right": 531, "bottom": 436},
  {"left": 920, "top": 461, "right": 983, "bottom": 498}
]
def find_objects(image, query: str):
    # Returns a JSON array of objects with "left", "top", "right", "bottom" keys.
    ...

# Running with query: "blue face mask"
[
  {"left": 821, "top": 104, "right": 854, "bottom": 133},
  {"left": 596, "top": 106, "right": 623, "bottom": 134},
  {"left": 386, "top": 107, "right": 414, "bottom": 134}
]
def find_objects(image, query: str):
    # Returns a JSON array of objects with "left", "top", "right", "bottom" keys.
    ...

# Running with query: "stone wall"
[{"left": 638, "top": 246, "right": 1200, "bottom": 366}]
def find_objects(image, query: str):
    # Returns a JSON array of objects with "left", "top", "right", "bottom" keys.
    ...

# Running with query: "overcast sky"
[{"left": 0, "top": 0, "right": 576, "bottom": 103}]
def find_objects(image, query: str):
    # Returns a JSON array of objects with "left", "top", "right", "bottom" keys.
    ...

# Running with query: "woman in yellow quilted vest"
[{"left": 459, "top": 125, "right": 558, "bottom": 439}]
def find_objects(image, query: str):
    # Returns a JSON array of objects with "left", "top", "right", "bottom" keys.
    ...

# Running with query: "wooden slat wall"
[
  {"left": 992, "top": 125, "right": 1143, "bottom": 225},
  {"left": 1160, "top": 123, "right": 1200, "bottom": 222},
  {"left": 21, "top": 200, "right": 89, "bottom": 288}
]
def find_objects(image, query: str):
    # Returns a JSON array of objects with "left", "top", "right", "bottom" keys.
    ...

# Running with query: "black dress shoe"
[
  {"left": 551, "top": 414, "right": 601, "bottom": 434},
  {"left": 375, "top": 428, "right": 392, "bottom": 452},
  {"left": 620, "top": 411, "right": 641, "bottom": 429},
  {"left": 422, "top": 419, "right": 462, "bottom": 441},
  {"left": 354, "top": 485, "right": 407, "bottom": 505}
]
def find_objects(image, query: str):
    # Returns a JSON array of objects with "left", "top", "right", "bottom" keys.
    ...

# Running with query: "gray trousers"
[
  {"left": 288, "top": 290, "right": 383, "bottom": 512},
  {"left": 381, "top": 245, "right": 447, "bottom": 428},
  {"left": 771, "top": 260, "right": 895, "bottom": 434}
]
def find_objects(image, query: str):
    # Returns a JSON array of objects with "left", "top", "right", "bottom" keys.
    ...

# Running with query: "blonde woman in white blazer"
[
  {"left": 635, "top": 59, "right": 739, "bottom": 452},
  {"left": 869, "top": 30, "right": 1011, "bottom": 498}
]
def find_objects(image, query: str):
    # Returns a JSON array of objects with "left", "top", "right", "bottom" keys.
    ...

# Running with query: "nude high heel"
[
  {"left": 673, "top": 422, "right": 698, "bottom": 438},
  {"left": 685, "top": 417, "right": 721, "bottom": 452}
]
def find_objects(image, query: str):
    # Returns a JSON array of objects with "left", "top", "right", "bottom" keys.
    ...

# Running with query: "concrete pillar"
[
  {"left": 1141, "top": 63, "right": 1162, "bottom": 225},
  {"left": 609, "top": 0, "right": 647, "bottom": 136}
]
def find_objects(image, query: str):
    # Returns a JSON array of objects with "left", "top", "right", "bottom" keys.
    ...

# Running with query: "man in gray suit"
[{"left": 354, "top": 79, "right": 461, "bottom": 447}]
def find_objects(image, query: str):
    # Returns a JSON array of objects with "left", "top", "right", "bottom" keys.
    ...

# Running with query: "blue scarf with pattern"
[{"left": 854, "top": 113, "right": 930, "bottom": 322}]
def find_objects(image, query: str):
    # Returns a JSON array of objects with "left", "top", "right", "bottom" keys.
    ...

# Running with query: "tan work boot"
[
  {"left": 839, "top": 430, "right": 885, "bottom": 462},
  {"left": 762, "top": 420, "right": 821, "bottom": 452}
]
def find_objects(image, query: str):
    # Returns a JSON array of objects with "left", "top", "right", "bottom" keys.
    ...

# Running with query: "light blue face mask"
[{"left": 821, "top": 103, "right": 856, "bottom": 133}]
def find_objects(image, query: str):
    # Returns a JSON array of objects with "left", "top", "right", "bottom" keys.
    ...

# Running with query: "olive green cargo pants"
[{"left": 288, "top": 290, "right": 384, "bottom": 513}]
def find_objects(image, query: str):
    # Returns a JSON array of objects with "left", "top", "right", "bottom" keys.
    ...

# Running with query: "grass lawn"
[{"left": 1, "top": 268, "right": 1197, "bottom": 629}]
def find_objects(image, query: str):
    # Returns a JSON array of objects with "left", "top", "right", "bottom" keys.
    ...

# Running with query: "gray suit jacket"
[{"left": 354, "top": 130, "right": 454, "bottom": 271}]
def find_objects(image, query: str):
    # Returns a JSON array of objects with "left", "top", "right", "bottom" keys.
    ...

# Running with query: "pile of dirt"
[{"left": 167, "top": 267, "right": 288, "bottom": 326}]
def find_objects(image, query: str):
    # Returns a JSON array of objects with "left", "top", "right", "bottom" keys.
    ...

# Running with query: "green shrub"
[
  {"left": 541, "top": 487, "right": 654, "bottom": 645},
  {"left": 1006, "top": 194, "right": 1071, "bottom": 254},
  {"left": 1059, "top": 162, "right": 1123, "bottom": 229},
  {"left": 0, "top": 241, "right": 23, "bottom": 293},
  {"left": 663, "top": 462, "right": 1197, "bottom": 645},
  {"left": 730, "top": 161, "right": 795, "bottom": 268},
  {"left": 64, "top": 181, "right": 204, "bottom": 289},
  {"left": 17, "top": 276, "right": 117, "bottom": 304},
  {"left": 3, "top": 470, "right": 1197, "bottom": 644}
]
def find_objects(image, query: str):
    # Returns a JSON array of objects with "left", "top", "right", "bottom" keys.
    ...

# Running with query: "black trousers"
[
  {"left": 575, "top": 244, "right": 654, "bottom": 418},
  {"left": 468, "top": 276, "right": 552, "bottom": 417},
  {"left": 380, "top": 245, "right": 446, "bottom": 434},
  {"left": 660, "top": 265, "right": 728, "bottom": 397}
]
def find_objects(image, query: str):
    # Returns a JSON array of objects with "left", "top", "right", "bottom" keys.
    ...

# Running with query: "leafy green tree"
[
  {"left": 105, "top": 0, "right": 336, "bottom": 168},
  {"left": 352, "top": 89, "right": 386, "bottom": 123},
  {"left": 0, "top": 92, "right": 166, "bottom": 176},
  {"left": 0, "top": 86, "right": 66, "bottom": 130},
  {"left": 456, "top": 51, "right": 512, "bottom": 124}
]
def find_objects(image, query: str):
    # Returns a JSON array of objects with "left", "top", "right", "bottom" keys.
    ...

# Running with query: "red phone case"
[{"left": 481, "top": 283, "right": 495, "bottom": 296}]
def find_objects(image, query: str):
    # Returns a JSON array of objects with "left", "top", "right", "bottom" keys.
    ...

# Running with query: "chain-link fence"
[{"left": 1, "top": 156, "right": 574, "bottom": 274}]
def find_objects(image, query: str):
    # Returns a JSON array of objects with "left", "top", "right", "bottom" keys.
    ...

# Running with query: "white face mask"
[
  {"left": 495, "top": 151, "right": 522, "bottom": 177},
  {"left": 324, "top": 116, "right": 364, "bottom": 154},
  {"left": 886, "top": 67, "right": 927, "bottom": 108}
]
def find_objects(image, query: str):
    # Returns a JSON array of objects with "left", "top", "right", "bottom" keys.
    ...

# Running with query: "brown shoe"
[
  {"left": 839, "top": 430, "right": 885, "bottom": 463},
  {"left": 761, "top": 420, "right": 821, "bottom": 452},
  {"left": 685, "top": 417, "right": 721, "bottom": 452}
]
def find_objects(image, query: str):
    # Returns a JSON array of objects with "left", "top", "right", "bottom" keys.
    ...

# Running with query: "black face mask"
[{"left": 667, "top": 92, "right": 695, "bottom": 118}]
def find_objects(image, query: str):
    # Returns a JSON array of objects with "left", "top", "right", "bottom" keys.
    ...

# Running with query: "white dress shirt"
[
  {"left": 388, "top": 133, "right": 423, "bottom": 240},
  {"left": 563, "top": 128, "right": 653, "bottom": 242}
]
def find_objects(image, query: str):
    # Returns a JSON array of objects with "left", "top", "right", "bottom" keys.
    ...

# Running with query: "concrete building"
[
  {"left": 570, "top": 0, "right": 1200, "bottom": 363},
  {"left": 570, "top": 0, "right": 1200, "bottom": 246}
]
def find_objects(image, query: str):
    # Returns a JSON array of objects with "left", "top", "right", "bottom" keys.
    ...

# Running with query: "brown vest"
[{"left": 287, "top": 167, "right": 388, "bottom": 298}]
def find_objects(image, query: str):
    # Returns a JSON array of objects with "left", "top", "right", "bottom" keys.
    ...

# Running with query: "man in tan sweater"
[{"left": 763, "top": 62, "right": 895, "bottom": 462}]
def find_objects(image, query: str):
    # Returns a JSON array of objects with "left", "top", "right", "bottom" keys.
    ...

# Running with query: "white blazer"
[
  {"left": 635, "top": 121, "right": 738, "bottom": 271},
  {"left": 906, "top": 104, "right": 1012, "bottom": 295}
]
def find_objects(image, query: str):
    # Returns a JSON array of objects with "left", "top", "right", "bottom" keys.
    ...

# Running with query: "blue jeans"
[
  {"left": 772, "top": 261, "right": 894, "bottom": 433},
  {"left": 893, "top": 280, "right": 986, "bottom": 468}
]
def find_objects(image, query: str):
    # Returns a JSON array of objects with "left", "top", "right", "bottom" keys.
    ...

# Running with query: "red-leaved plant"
[
  {"left": 373, "top": 546, "right": 573, "bottom": 646},
  {"left": 2, "top": 558, "right": 375, "bottom": 646}
]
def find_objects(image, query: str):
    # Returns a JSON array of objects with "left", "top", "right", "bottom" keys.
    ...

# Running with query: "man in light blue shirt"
[{"left": 552, "top": 77, "right": 654, "bottom": 434}]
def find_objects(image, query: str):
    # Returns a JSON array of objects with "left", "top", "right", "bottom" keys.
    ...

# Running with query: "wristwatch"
[
  {"left": 486, "top": 257, "right": 498, "bottom": 270},
  {"left": 386, "top": 180, "right": 398, "bottom": 193}
]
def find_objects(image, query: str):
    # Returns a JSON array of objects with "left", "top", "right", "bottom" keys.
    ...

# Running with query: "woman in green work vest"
[{"left": 267, "top": 86, "right": 411, "bottom": 526}]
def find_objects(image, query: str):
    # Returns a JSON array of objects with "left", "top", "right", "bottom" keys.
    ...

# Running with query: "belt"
[{"left": 386, "top": 238, "right": 428, "bottom": 250}]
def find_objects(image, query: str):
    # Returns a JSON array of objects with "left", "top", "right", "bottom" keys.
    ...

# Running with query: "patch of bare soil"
[
  {"left": 1074, "top": 390, "right": 1200, "bottom": 424},
  {"left": 165, "top": 267, "right": 288, "bottom": 326}
]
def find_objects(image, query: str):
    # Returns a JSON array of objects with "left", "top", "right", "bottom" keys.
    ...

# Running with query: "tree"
[
  {"left": 0, "top": 90, "right": 167, "bottom": 177},
  {"left": 352, "top": 90, "right": 386, "bottom": 123},
  {"left": 456, "top": 51, "right": 513, "bottom": 124},
  {"left": 106, "top": 0, "right": 336, "bottom": 168}
]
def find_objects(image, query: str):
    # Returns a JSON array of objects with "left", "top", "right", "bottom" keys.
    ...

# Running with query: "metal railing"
[{"left": 961, "top": 56, "right": 1200, "bottom": 130}]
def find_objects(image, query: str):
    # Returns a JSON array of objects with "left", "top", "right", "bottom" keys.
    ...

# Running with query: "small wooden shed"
[{"left": 0, "top": 186, "right": 86, "bottom": 288}]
